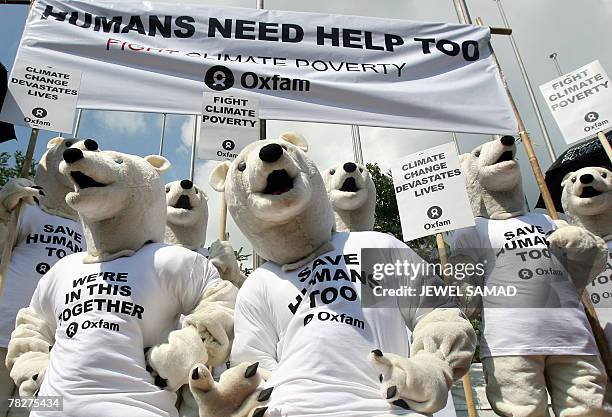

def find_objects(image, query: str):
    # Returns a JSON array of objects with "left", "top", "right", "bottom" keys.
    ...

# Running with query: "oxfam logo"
[{"left": 204, "top": 66, "right": 234, "bottom": 91}]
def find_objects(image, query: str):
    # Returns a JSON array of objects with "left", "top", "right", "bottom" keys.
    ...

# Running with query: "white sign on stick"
[
  {"left": 9, "top": 0, "right": 518, "bottom": 135},
  {"left": 0, "top": 61, "right": 81, "bottom": 133},
  {"left": 539, "top": 60, "right": 612, "bottom": 144},
  {"left": 391, "top": 142, "right": 474, "bottom": 242},
  {"left": 199, "top": 93, "right": 259, "bottom": 161}
]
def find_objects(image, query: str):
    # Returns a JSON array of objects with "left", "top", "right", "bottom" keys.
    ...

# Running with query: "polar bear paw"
[
  {"left": 548, "top": 225, "right": 607, "bottom": 289},
  {"left": 189, "top": 362, "right": 271, "bottom": 417},
  {"left": 0, "top": 178, "right": 43, "bottom": 222},
  {"left": 208, "top": 240, "right": 246, "bottom": 289},
  {"left": 145, "top": 326, "right": 208, "bottom": 392},
  {"left": 369, "top": 350, "right": 449, "bottom": 414}
]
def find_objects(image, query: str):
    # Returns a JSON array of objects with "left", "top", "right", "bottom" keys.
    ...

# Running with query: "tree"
[
  {"left": 367, "top": 162, "right": 437, "bottom": 260},
  {"left": 0, "top": 150, "right": 37, "bottom": 187}
]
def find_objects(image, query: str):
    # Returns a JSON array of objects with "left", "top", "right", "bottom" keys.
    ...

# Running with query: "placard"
[
  {"left": 0, "top": 61, "right": 81, "bottom": 133},
  {"left": 198, "top": 92, "right": 259, "bottom": 161},
  {"left": 539, "top": 60, "right": 612, "bottom": 144},
  {"left": 391, "top": 142, "right": 474, "bottom": 241}
]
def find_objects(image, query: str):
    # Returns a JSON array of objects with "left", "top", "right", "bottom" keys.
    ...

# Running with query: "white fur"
[
  {"left": 164, "top": 180, "right": 209, "bottom": 251},
  {"left": 210, "top": 132, "right": 335, "bottom": 270},
  {"left": 208, "top": 240, "right": 247, "bottom": 289},
  {"left": 59, "top": 147, "right": 170, "bottom": 263},
  {"left": 5, "top": 308, "right": 54, "bottom": 396},
  {"left": 369, "top": 309, "right": 476, "bottom": 414},
  {"left": 561, "top": 166, "right": 612, "bottom": 241},
  {"left": 459, "top": 137, "right": 526, "bottom": 220},
  {"left": 147, "top": 280, "right": 237, "bottom": 392},
  {"left": 323, "top": 162, "right": 376, "bottom": 232},
  {"left": 189, "top": 362, "right": 269, "bottom": 417}
]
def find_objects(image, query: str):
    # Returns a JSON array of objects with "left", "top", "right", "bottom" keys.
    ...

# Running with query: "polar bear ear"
[
  {"left": 210, "top": 162, "right": 230, "bottom": 192},
  {"left": 279, "top": 132, "right": 308, "bottom": 152},
  {"left": 47, "top": 136, "right": 65, "bottom": 149},
  {"left": 144, "top": 155, "right": 171, "bottom": 173}
]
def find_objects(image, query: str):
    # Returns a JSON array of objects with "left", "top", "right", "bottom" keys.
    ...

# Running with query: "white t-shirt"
[
  {"left": 0, "top": 204, "right": 84, "bottom": 347},
  {"left": 450, "top": 213, "right": 597, "bottom": 358},
  {"left": 589, "top": 240, "right": 612, "bottom": 352},
  {"left": 231, "top": 231, "right": 457, "bottom": 417},
  {"left": 29, "top": 243, "right": 219, "bottom": 417}
]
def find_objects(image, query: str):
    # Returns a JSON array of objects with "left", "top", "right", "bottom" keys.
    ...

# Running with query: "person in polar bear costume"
[
  {"left": 201, "top": 131, "right": 477, "bottom": 417},
  {"left": 5, "top": 143, "right": 243, "bottom": 417},
  {"left": 324, "top": 160, "right": 460, "bottom": 417},
  {"left": 561, "top": 166, "right": 612, "bottom": 352},
  {"left": 323, "top": 161, "right": 376, "bottom": 232},
  {"left": 0, "top": 137, "right": 93, "bottom": 409},
  {"left": 165, "top": 179, "right": 246, "bottom": 289},
  {"left": 164, "top": 179, "right": 249, "bottom": 417},
  {"left": 449, "top": 136, "right": 610, "bottom": 417}
]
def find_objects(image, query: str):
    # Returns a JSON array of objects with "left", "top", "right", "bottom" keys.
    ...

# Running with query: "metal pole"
[
  {"left": 189, "top": 115, "right": 198, "bottom": 181},
  {"left": 351, "top": 125, "right": 364, "bottom": 164},
  {"left": 453, "top": 0, "right": 473, "bottom": 23},
  {"left": 253, "top": 0, "right": 266, "bottom": 270},
  {"left": 549, "top": 52, "right": 564, "bottom": 77},
  {"left": 158, "top": 113, "right": 167, "bottom": 156},
  {"left": 73, "top": 108, "right": 83, "bottom": 137},
  {"left": 494, "top": 0, "right": 556, "bottom": 162}
]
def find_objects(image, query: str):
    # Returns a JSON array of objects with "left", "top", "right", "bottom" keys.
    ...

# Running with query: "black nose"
[
  {"left": 259, "top": 143, "right": 283, "bottom": 163},
  {"left": 63, "top": 148, "right": 83, "bottom": 164},
  {"left": 343, "top": 162, "right": 357, "bottom": 173},
  {"left": 500, "top": 136, "right": 515, "bottom": 146},
  {"left": 84, "top": 139, "right": 98, "bottom": 151},
  {"left": 580, "top": 174, "right": 594, "bottom": 184},
  {"left": 180, "top": 179, "right": 193, "bottom": 190}
]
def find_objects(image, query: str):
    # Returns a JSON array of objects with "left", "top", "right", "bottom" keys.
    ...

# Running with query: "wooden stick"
[
  {"left": 489, "top": 27, "right": 512, "bottom": 36},
  {"left": 597, "top": 131, "right": 612, "bottom": 163},
  {"left": 0, "top": 128, "right": 39, "bottom": 300},
  {"left": 477, "top": 15, "right": 612, "bottom": 382},
  {"left": 218, "top": 191, "right": 227, "bottom": 241},
  {"left": 436, "top": 233, "right": 478, "bottom": 417}
]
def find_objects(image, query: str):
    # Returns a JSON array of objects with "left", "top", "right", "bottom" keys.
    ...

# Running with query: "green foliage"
[
  {"left": 366, "top": 162, "right": 436, "bottom": 259},
  {"left": 0, "top": 150, "right": 37, "bottom": 187},
  {"left": 234, "top": 247, "right": 252, "bottom": 277}
]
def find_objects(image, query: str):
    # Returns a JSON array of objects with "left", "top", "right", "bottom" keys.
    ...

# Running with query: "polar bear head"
[
  {"left": 561, "top": 166, "right": 612, "bottom": 240},
  {"left": 459, "top": 136, "right": 526, "bottom": 220},
  {"left": 210, "top": 132, "right": 335, "bottom": 269},
  {"left": 164, "top": 179, "right": 209, "bottom": 251},
  {"left": 34, "top": 137, "right": 99, "bottom": 220},
  {"left": 323, "top": 161, "right": 376, "bottom": 232},
  {"left": 59, "top": 142, "right": 170, "bottom": 263}
]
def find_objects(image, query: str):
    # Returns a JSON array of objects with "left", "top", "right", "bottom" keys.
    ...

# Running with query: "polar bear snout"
[
  {"left": 166, "top": 180, "right": 207, "bottom": 227},
  {"left": 180, "top": 179, "right": 193, "bottom": 190},
  {"left": 500, "top": 135, "right": 515, "bottom": 146},
  {"left": 63, "top": 147, "right": 84, "bottom": 164},
  {"left": 579, "top": 174, "right": 594, "bottom": 184},
  {"left": 343, "top": 162, "right": 357, "bottom": 173},
  {"left": 259, "top": 143, "right": 284, "bottom": 163}
]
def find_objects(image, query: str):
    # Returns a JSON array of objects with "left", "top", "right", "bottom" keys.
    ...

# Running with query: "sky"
[{"left": 1, "top": 0, "right": 611, "bottom": 258}]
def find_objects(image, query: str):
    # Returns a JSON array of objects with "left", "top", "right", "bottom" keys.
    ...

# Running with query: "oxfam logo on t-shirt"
[{"left": 66, "top": 322, "right": 78, "bottom": 338}]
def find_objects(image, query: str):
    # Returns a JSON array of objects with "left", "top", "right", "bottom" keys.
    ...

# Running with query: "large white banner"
[
  {"left": 539, "top": 60, "right": 612, "bottom": 144},
  {"left": 3, "top": 0, "right": 518, "bottom": 134}
]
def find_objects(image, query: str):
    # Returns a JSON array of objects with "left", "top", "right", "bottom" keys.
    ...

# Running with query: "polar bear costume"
[
  {"left": 165, "top": 179, "right": 246, "bottom": 290},
  {"left": 323, "top": 161, "right": 376, "bottom": 232},
  {"left": 5, "top": 144, "right": 238, "bottom": 417},
  {"left": 0, "top": 138, "right": 92, "bottom": 408},
  {"left": 450, "top": 136, "right": 610, "bottom": 417},
  {"left": 561, "top": 166, "right": 612, "bottom": 352},
  {"left": 203, "top": 132, "right": 477, "bottom": 417}
]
